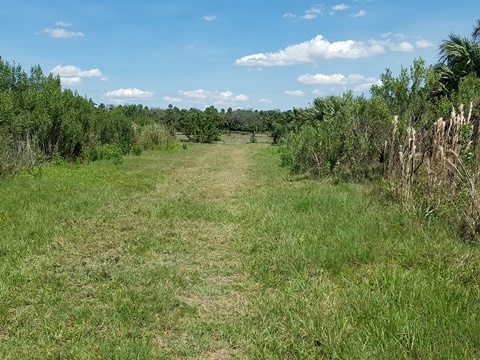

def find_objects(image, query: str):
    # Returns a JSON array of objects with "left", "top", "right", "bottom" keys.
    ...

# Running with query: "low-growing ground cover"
[{"left": 0, "top": 143, "right": 478, "bottom": 359}]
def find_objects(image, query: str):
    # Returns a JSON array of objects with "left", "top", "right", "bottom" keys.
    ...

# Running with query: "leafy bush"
[
  {"left": 88, "top": 144, "right": 123, "bottom": 164},
  {"left": 180, "top": 108, "right": 220, "bottom": 143},
  {"left": 280, "top": 93, "right": 390, "bottom": 180},
  {"left": 131, "top": 145, "right": 143, "bottom": 156}
]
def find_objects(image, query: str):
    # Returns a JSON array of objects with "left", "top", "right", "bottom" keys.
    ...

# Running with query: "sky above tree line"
[{"left": 1, "top": 0, "right": 479, "bottom": 110}]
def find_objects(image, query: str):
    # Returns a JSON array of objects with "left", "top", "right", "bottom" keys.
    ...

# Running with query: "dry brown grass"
[{"left": 386, "top": 103, "right": 480, "bottom": 240}]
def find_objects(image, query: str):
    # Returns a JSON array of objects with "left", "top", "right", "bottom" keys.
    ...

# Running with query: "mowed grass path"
[{"left": 1, "top": 143, "right": 479, "bottom": 359}]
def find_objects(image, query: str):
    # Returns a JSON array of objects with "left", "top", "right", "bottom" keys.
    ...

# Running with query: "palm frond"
[{"left": 473, "top": 19, "right": 480, "bottom": 43}]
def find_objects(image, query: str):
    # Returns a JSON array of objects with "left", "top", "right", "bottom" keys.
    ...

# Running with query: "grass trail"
[
  {"left": 1, "top": 143, "right": 479, "bottom": 359},
  {"left": 1, "top": 144, "right": 255, "bottom": 359}
]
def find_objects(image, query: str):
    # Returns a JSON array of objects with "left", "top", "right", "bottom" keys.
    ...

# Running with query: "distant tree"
[{"left": 180, "top": 108, "right": 220, "bottom": 143}]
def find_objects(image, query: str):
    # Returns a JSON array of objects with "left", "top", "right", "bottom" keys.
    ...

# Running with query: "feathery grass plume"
[
  {"left": 399, "top": 126, "right": 417, "bottom": 200},
  {"left": 386, "top": 115, "right": 399, "bottom": 178},
  {"left": 446, "top": 149, "right": 480, "bottom": 241}
]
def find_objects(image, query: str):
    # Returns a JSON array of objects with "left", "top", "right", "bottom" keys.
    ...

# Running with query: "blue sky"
[{"left": 1, "top": 1, "right": 479, "bottom": 110}]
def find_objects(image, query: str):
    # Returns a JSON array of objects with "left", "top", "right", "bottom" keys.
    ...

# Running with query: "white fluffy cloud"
[
  {"left": 302, "top": 6, "right": 322, "bottom": 19},
  {"left": 332, "top": 4, "right": 349, "bottom": 11},
  {"left": 298, "top": 72, "right": 381, "bottom": 92},
  {"left": 50, "top": 65, "right": 106, "bottom": 85},
  {"left": 173, "top": 89, "right": 250, "bottom": 106},
  {"left": 55, "top": 21, "right": 73, "bottom": 27},
  {"left": 42, "top": 28, "right": 84, "bottom": 38},
  {"left": 203, "top": 15, "right": 217, "bottom": 21},
  {"left": 39, "top": 21, "right": 83, "bottom": 38},
  {"left": 105, "top": 88, "right": 154, "bottom": 104},
  {"left": 352, "top": 10, "right": 367, "bottom": 17},
  {"left": 387, "top": 41, "right": 415, "bottom": 52},
  {"left": 236, "top": 35, "right": 386, "bottom": 67},
  {"left": 163, "top": 96, "right": 183, "bottom": 103},
  {"left": 416, "top": 39, "right": 434, "bottom": 48},
  {"left": 285, "top": 90, "right": 305, "bottom": 97},
  {"left": 235, "top": 34, "right": 422, "bottom": 67},
  {"left": 61, "top": 77, "right": 82, "bottom": 86},
  {"left": 283, "top": 6, "right": 322, "bottom": 20}
]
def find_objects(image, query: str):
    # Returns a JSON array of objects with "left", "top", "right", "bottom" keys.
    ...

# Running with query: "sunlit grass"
[
  {"left": 1, "top": 144, "right": 479, "bottom": 358},
  {"left": 235, "top": 146, "right": 480, "bottom": 359}
]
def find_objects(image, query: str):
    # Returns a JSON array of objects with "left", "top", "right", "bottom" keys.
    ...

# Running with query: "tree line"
[{"left": 0, "top": 57, "right": 291, "bottom": 174}]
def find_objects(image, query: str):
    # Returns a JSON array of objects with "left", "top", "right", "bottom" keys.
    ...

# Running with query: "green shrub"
[
  {"left": 131, "top": 144, "right": 143, "bottom": 156},
  {"left": 280, "top": 93, "right": 390, "bottom": 180},
  {"left": 89, "top": 144, "right": 123, "bottom": 164}
]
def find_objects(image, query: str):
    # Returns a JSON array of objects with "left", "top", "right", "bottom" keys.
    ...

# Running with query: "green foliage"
[
  {"left": 281, "top": 93, "right": 391, "bottom": 180},
  {"left": 89, "top": 143, "right": 124, "bottom": 164},
  {"left": 435, "top": 20, "right": 480, "bottom": 96},
  {"left": 371, "top": 58, "right": 438, "bottom": 128},
  {"left": 131, "top": 144, "right": 143, "bottom": 156},
  {"left": 180, "top": 107, "right": 221, "bottom": 143},
  {"left": 93, "top": 108, "right": 134, "bottom": 154}
]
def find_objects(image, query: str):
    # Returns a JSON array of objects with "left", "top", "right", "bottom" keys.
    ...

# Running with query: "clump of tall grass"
[
  {"left": 386, "top": 103, "right": 480, "bottom": 241},
  {"left": 135, "top": 123, "right": 177, "bottom": 150},
  {"left": 0, "top": 134, "right": 41, "bottom": 176}
]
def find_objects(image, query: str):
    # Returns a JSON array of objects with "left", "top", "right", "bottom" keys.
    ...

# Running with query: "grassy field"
[{"left": 0, "top": 143, "right": 479, "bottom": 359}]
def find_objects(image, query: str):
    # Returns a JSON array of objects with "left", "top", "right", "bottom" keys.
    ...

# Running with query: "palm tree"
[
  {"left": 435, "top": 19, "right": 480, "bottom": 95},
  {"left": 473, "top": 19, "right": 480, "bottom": 42}
]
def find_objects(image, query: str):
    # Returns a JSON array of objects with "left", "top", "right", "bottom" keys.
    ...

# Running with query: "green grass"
[
  {"left": 0, "top": 144, "right": 479, "bottom": 359},
  {"left": 235, "top": 146, "right": 480, "bottom": 359}
]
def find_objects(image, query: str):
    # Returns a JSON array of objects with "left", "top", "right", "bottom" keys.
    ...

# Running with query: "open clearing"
[{"left": 1, "top": 143, "right": 479, "bottom": 359}]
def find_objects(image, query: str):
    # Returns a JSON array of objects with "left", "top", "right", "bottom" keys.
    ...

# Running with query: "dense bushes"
[
  {"left": 279, "top": 55, "right": 480, "bottom": 240},
  {"left": 281, "top": 93, "right": 391, "bottom": 179},
  {"left": 0, "top": 58, "right": 178, "bottom": 175}
]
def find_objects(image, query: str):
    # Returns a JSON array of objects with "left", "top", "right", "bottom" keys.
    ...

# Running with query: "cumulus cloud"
[
  {"left": 352, "top": 10, "right": 366, "bottom": 17},
  {"left": 55, "top": 21, "right": 72, "bottom": 27},
  {"left": 105, "top": 88, "right": 154, "bottom": 104},
  {"left": 236, "top": 35, "right": 386, "bottom": 67},
  {"left": 298, "top": 72, "right": 381, "bottom": 91},
  {"left": 42, "top": 28, "right": 84, "bottom": 38},
  {"left": 285, "top": 90, "right": 305, "bottom": 97},
  {"left": 284, "top": 6, "right": 322, "bottom": 20},
  {"left": 38, "top": 21, "right": 84, "bottom": 38},
  {"left": 203, "top": 15, "right": 217, "bottom": 21},
  {"left": 50, "top": 65, "right": 106, "bottom": 85},
  {"left": 235, "top": 34, "right": 422, "bottom": 67},
  {"left": 416, "top": 39, "right": 434, "bottom": 48},
  {"left": 259, "top": 98, "right": 272, "bottom": 104},
  {"left": 163, "top": 96, "right": 183, "bottom": 103},
  {"left": 174, "top": 89, "right": 250, "bottom": 106},
  {"left": 387, "top": 41, "right": 415, "bottom": 52},
  {"left": 178, "top": 89, "right": 210, "bottom": 100},
  {"left": 61, "top": 77, "right": 82, "bottom": 86},
  {"left": 332, "top": 4, "right": 349, "bottom": 11},
  {"left": 302, "top": 6, "right": 322, "bottom": 19}
]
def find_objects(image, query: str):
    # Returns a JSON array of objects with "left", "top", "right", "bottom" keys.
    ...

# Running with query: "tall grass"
[
  {"left": 235, "top": 145, "right": 480, "bottom": 359},
  {"left": 1, "top": 144, "right": 479, "bottom": 358},
  {"left": 385, "top": 103, "right": 480, "bottom": 241}
]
